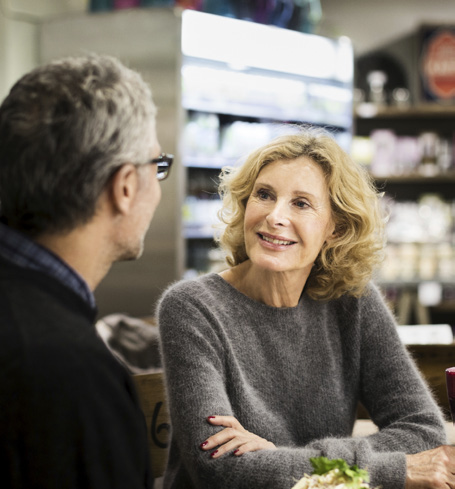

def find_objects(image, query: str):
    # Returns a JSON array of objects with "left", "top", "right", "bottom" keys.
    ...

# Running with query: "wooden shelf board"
[{"left": 356, "top": 104, "right": 455, "bottom": 119}]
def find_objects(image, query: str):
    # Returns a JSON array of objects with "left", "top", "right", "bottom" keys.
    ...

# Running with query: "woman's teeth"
[{"left": 261, "top": 234, "right": 293, "bottom": 245}]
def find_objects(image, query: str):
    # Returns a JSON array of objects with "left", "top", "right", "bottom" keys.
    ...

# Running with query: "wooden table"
[{"left": 407, "top": 344, "right": 455, "bottom": 420}]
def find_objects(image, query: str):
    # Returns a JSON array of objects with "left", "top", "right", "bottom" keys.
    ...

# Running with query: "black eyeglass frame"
[{"left": 149, "top": 153, "right": 174, "bottom": 181}]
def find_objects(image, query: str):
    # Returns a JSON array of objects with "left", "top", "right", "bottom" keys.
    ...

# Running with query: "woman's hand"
[
  {"left": 406, "top": 445, "right": 455, "bottom": 489},
  {"left": 200, "top": 415, "right": 277, "bottom": 459}
]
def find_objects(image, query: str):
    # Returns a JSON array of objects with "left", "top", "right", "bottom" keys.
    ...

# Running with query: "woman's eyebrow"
[
  {"left": 254, "top": 181, "right": 320, "bottom": 201},
  {"left": 292, "top": 189, "right": 318, "bottom": 200},
  {"left": 253, "top": 181, "right": 273, "bottom": 190}
]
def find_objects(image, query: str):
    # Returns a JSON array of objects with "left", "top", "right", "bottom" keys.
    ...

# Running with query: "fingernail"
[
  {"left": 200, "top": 441, "right": 208, "bottom": 448},
  {"left": 207, "top": 416, "right": 216, "bottom": 420},
  {"left": 210, "top": 450, "right": 218, "bottom": 458},
  {"left": 233, "top": 449, "right": 240, "bottom": 455}
]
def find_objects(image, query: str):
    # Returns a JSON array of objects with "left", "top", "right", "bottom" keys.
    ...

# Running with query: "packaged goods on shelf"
[
  {"left": 352, "top": 130, "right": 454, "bottom": 177},
  {"left": 219, "top": 122, "right": 301, "bottom": 161},
  {"left": 385, "top": 194, "right": 453, "bottom": 244},
  {"left": 369, "top": 129, "right": 398, "bottom": 176},
  {"left": 182, "top": 196, "right": 222, "bottom": 239},
  {"left": 380, "top": 242, "right": 455, "bottom": 284},
  {"left": 380, "top": 194, "right": 455, "bottom": 284},
  {"left": 181, "top": 113, "right": 220, "bottom": 159}
]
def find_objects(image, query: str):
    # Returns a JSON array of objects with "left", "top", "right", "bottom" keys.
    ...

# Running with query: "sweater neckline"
[
  {"left": 205, "top": 272, "right": 308, "bottom": 313},
  {"left": 0, "top": 255, "right": 98, "bottom": 323}
]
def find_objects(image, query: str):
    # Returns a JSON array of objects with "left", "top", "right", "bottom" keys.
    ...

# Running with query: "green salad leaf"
[{"left": 310, "top": 457, "right": 370, "bottom": 488}]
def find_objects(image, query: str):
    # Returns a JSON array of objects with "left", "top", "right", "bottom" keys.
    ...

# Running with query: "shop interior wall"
[
  {"left": 320, "top": 0, "right": 455, "bottom": 55},
  {"left": 1, "top": 0, "right": 455, "bottom": 319}
]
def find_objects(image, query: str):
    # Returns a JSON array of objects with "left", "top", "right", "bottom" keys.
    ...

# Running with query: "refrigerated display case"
[{"left": 180, "top": 10, "right": 354, "bottom": 274}]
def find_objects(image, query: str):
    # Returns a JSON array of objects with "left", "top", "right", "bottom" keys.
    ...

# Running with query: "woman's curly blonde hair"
[{"left": 216, "top": 127, "right": 385, "bottom": 301}]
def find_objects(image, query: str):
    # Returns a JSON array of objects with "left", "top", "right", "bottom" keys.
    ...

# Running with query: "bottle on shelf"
[{"left": 352, "top": 129, "right": 454, "bottom": 177}]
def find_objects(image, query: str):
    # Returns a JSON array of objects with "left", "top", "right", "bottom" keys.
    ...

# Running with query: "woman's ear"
[
  {"left": 110, "top": 163, "right": 139, "bottom": 215},
  {"left": 325, "top": 217, "right": 338, "bottom": 244}
]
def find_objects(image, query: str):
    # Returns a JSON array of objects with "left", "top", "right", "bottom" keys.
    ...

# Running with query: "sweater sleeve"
[
  {"left": 358, "top": 285, "right": 447, "bottom": 452},
  {"left": 300, "top": 285, "right": 447, "bottom": 489},
  {"left": 158, "top": 282, "right": 446, "bottom": 489}
]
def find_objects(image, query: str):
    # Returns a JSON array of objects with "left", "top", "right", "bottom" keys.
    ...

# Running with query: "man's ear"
[{"left": 110, "top": 163, "right": 139, "bottom": 215}]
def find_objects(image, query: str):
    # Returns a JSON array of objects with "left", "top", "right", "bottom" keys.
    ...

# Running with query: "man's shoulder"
[
  {"left": 0, "top": 258, "right": 96, "bottom": 321},
  {"left": 0, "top": 304, "right": 129, "bottom": 410},
  {"left": 0, "top": 265, "right": 111, "bottom": 382},
  {"left": 0, "top": 299, "right": 107, "bottom": 370}
]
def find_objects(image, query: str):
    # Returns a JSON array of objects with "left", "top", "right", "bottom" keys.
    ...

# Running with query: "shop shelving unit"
[{"left": 355, "top": 104, "right": 455, "bottom": 325}]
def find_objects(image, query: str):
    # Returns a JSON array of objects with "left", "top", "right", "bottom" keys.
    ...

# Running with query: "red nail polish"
[
  {"left": 207, "top": 416, "right": 216, "bottom": 420},
  {"left": 210, "top": 450, "right": 218, "bottom": 458},
  {"left": 200, "top": 441, "right": 208, "bottom": 448},
  {"left": 233, "top": 449, "right": 239, "bottom": 455}
]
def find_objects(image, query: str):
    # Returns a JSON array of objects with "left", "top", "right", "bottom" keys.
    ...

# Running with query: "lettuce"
[{"left": 310, "top": 457, "right": 370, "bottom": 489}]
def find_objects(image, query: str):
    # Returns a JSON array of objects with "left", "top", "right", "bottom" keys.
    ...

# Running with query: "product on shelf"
[
  {"left": 182, "top": 113, "right": 220, "bottom": 159},
  {"left": 369, "top": 129, "right": 398, "bottom": 176},
  {"left": 379, "top": 194, "right": 455, "bottom": 284},
  {"left": 182, "top": 196, "right": 223, "bottom": 239},
  {"left": 385, "top": 194, "right": 453, "bottom": 244},
  {"left": 352, "top": 130, "right": 454, "bottom": 177}
]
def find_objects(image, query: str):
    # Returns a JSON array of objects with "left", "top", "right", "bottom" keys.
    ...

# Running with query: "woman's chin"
[{"left": 250, "top": 256, "right": 292, "bottom": 274}]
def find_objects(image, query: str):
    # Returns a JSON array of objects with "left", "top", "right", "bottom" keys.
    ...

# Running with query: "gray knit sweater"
[{"left": 157, "top": 273, "right": 446, "bottom": 489}]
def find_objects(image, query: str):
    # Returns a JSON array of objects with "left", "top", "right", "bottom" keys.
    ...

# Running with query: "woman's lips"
[{"left": 257, "top": 232, "right": 296, "bottom": 246}]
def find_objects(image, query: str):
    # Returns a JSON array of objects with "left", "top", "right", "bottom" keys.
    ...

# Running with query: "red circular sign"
[{"left": 422, "top": 30, "right": 455, "bottom": 99}]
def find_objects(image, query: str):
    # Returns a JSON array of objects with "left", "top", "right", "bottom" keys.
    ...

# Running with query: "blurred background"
[{"left": 1, "top": 0, "right": 455, "bottom": 333}]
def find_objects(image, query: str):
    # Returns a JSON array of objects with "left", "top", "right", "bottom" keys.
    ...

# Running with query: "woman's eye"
[
  {"left": 256, "top": 189, "right": 271, "bottom": 200},
  {"left": 295, "top": 200, "right": 309, "bottom": 209}
]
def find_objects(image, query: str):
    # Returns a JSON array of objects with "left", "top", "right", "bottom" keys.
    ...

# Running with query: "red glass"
[{"left": 446, "top": 367, "right": 455, "bottom": 424}]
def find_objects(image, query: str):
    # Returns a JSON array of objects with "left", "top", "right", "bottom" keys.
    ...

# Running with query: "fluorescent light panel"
[{"left": 181, "top": 10, "right": 353, "bottom": 83}]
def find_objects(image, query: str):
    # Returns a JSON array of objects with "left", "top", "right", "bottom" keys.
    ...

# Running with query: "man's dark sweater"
[{"left": 0, "top": 256, "right": 153, "bottom": 488}]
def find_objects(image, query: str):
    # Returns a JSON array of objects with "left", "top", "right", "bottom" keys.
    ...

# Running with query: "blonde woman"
[{"left": 158, "top": 128, "right": 447, "bottom": 489}]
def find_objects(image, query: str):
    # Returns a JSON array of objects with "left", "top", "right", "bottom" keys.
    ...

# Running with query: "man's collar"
[{"left": 0, "top": 221, "right": 96, "bottom": 309}]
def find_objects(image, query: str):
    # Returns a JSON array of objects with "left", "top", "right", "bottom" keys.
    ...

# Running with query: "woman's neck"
[{"left": 219, "top": 260, "right": 308, "bottom": 308}]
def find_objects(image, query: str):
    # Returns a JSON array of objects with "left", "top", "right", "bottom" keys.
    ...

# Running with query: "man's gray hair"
[{"left": 0, "top": 53, "right": 157, "bottom": 236}]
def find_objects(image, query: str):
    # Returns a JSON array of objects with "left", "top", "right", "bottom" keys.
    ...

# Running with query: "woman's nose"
[{"left": 265, "top": 201, "right": 290, "bottom": 227}]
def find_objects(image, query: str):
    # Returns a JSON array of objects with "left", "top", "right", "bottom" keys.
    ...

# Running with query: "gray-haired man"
[{"left": 0, "top": 54, "right": 172, "bottom": 488}]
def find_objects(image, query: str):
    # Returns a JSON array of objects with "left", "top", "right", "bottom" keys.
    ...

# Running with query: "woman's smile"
[{"left": 257, "top": 231, "right": 297, "bottom": 248}]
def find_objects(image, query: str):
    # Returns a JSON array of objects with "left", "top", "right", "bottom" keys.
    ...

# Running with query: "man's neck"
[{"left": 35, "top": 222, "right": 113, "bottom": 292}]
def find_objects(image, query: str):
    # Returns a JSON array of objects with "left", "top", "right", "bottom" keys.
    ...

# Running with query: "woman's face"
[{"left": 244, "top": 156, "right": 335, "bottom": 278}]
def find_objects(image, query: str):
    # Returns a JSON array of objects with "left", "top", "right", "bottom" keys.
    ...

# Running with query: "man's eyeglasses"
[{"left": 149, "top": 153, "right": 174, "bottom": 181}]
